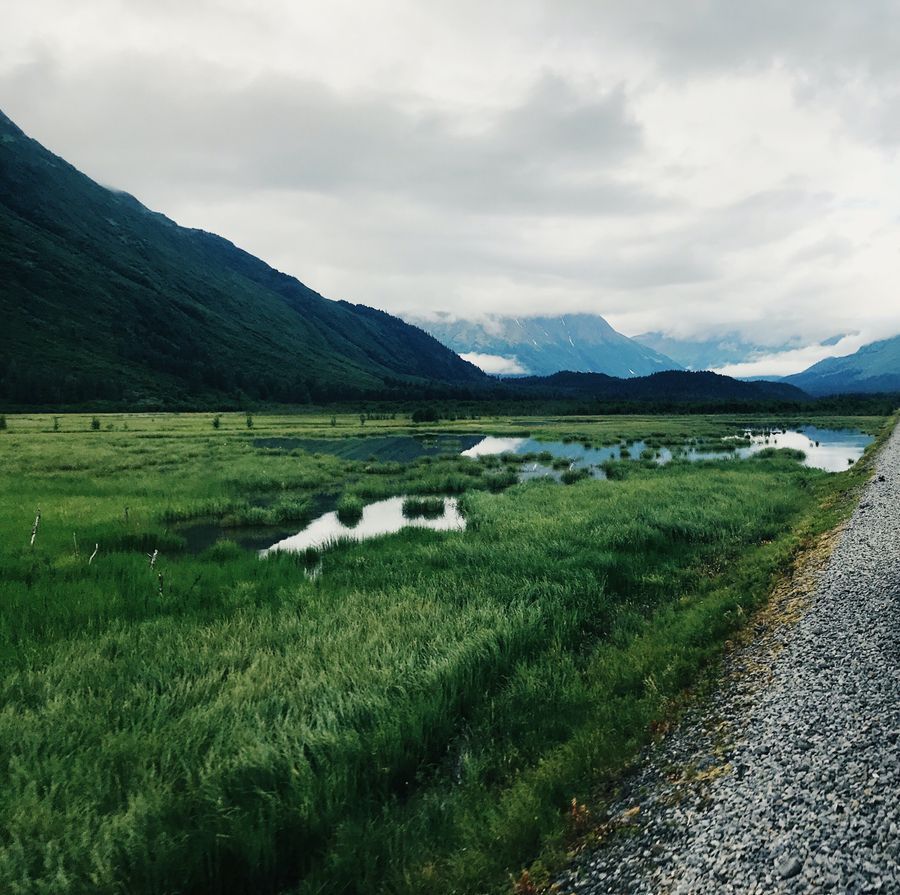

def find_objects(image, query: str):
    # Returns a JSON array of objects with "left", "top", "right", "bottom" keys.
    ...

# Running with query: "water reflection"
[
  {"left": 260, "top": 495, "right": 465, "bottom": 556},
  {"left": 462, "top": 426, "right": 872, "bottom": 476},
  {"left": 255, "top": 435, "right": 482, "bottom": 461},
  {"left": 460, "top": 436, "right": 529, "bottom": 457},
  {"left": 742, "top": 426, "right": 873, "bottom": 473}
]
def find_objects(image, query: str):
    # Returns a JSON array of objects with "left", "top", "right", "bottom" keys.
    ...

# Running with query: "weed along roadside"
[{"left": 0, "top": 411, "right": 894, "bottom": 895}]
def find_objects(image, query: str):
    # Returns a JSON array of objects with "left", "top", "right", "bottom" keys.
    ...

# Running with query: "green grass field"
[{"left": 0, "top": 411, "right": 892, "bottom": 894}]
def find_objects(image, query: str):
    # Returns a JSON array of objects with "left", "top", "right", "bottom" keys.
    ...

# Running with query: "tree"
[{"left": 411, "top": 407, "right": 439, "bottom": 423}]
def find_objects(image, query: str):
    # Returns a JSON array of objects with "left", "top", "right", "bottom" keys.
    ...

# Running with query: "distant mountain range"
[
  {"left": 0, "top": 109, "right": 485, "bottom": 405},
  {"left": 406, "top": 312, "right": 681, "bottom": 378},
  {"left": 634, "top": 331, "right": 790, "bottom": 371},
  {"left": 633, "top": 331, "right": 851, "bottom": 372},
  {"left": 785, "top": 334, "right": 900, "bottom": 395}
]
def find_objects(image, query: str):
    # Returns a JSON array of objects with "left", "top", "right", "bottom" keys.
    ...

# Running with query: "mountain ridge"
[
  {"left": 406, "top": 312, "right": 681, "bottom": 378},
  {"left": 507, "top": 369, "right": 808, "bottom": 403},
  {"left": 784, "top": 334, "right": 900, "bottom": 395},
  {"left": 633, "top": 330, "right": 854, "bottom": 372}
]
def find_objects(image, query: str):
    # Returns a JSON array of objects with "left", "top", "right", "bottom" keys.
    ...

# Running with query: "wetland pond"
[
  {"left": 259, "top": 496, "right": 465, "bottom": 557},
  {"left": 462, "top": 425, "right": 873, "bottom": 477},
  {"left": 253, "top": 434, "right": 484, "bottom": 462},
  {"left": 257, "top": 425, "right": 872, "bottom": 477},
  {"left": 179, "top": 495, "right": 464, "bottom": 556},
  {"left": 184, "top": 426, "right": 871, "bottom": 557}
]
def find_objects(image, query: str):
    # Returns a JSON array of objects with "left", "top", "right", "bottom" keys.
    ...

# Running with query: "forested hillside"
[{"left": 0, "top": 110, "right": 485, "bottom": 406}]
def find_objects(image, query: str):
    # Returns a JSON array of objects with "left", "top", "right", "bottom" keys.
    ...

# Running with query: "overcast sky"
[{"left": 4, "top": 1, "right": 900, "bottom": 374}]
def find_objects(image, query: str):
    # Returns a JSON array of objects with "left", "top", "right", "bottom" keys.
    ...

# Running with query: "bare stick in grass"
[
  {"left": 30, "top": 510, "right": 41, "bottom": 547},
  {"left": 89, "top": 544, "right": 99, "bottom": 565}
]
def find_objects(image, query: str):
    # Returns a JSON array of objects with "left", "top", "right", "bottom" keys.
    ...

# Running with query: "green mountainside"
[{"left": 0, "top": 110, "right": 485, "bottom": 406}]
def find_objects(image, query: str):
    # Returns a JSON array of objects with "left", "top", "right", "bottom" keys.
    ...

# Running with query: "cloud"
[
  {"left": 3, "top": 0, "right": 900, "bottom": 359},
  {"left": 0, "top": 56, "right": 656, "bottom": 218},
  {"left": 715, "top": 333, "right": 874, "bottom": 378},
  {"left": 460, "top": 352, "right": 529, "bottom": 375},
  {"left": 564, "top": 1, "right": 900, "bottom": 82}
]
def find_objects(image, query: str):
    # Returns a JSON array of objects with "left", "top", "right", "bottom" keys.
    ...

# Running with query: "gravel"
[{"left": 556, "top": 428, "right": 900, "bottom": 894}]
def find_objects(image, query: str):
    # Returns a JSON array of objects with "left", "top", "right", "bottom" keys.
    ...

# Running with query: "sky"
[{"left": 3, "top": 0, "right": 900, "bottom": 375}]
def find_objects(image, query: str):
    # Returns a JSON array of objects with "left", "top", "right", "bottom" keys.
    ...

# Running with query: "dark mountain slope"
[
  {"left": 509, "top": 370, "right": 808, "bottom": 402},
  {"left": 407, "top": 312, "right": 681, "bottom": 377},
  {"left": 0, "top": 110, "right": 484, "bottom": 406},
  {"left": 784, "top": 335, "right": 900, "bottom": 395}
]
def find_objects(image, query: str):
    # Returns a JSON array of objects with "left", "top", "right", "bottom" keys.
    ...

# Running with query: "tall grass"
[
  {"left": 402, "top": 496, "right": 446, "bottom": 518},
  {"left": 335, "top": 494, "right": 364, "bottom": 525},
  {"left": 0, "top": 411, "right": 892, "bottom": 894}
]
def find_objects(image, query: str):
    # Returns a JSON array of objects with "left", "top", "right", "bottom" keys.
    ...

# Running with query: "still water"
[
  {"left": 218, "top": 425, "right": 870, "bottom": 558},
  {"left": 461, "top": 426, "right": 872, "bottom": 476},
  {"left": 254, "top": 435, "right": 482, "bottom": 461},
  {"left": 260, "top": 496, "right": 465, "bottom": 557},
  {"left": 259, "top": 427, "right": 871, "bottom": 475}
]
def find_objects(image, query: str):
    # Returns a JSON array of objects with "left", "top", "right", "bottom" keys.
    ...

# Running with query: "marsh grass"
[
  {"left": 336, "top": 494, "right": 365, "bottom": 525},
  {"left": 0, "top": 411, "right": 893, "bottom": 895},
  {"left": 560, "top": 467, "right": 591, "bottom": 485},
  {"left": 402, "top": 496, "right": 447, "bottom": 518},
  {"left": 600, "top": 459, "right": 629, "bottom": 480},
  {"left": 753, "top": 447, "right": 807, "bottom": 462}
]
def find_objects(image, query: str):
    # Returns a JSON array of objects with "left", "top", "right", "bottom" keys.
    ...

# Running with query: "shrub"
[
  {"left": 412, "top": 407, "right": 439, "bottom": 423},
  {"left": 212, "top": 415, "right": 221, "bottom": 429},
  {"left": 90, "top": 416, "right": 100, "bottom": 431}
]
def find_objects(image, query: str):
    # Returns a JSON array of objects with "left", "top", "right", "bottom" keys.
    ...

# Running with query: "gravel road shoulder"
[{"left": 556, "top": 428, "right": 900, "bottom": 894}]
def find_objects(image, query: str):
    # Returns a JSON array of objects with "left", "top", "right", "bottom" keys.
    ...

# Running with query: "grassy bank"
[{"left": 0, "top": 412, "right": 892, "bottom": 894}]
